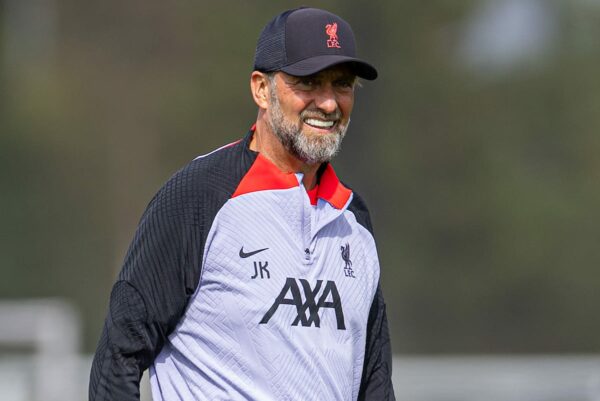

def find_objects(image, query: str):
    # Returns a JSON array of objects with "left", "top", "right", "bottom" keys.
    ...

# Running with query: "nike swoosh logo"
[{"left": 239, "top": 247, "right": 269, "bottom": 258}]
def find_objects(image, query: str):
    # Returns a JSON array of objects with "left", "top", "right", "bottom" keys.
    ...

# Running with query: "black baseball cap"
[{"left": 253, "top": 7, "right": 378, "bottom": 80}]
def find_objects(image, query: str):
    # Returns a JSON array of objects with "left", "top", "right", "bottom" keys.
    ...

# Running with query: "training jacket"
[{"left": 89, "top": 129, "right": 395, "bottom": 401}]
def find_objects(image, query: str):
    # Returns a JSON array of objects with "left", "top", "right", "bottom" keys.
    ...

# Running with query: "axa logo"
[
  {"left": 325, "top": 22, "right": 341, "bottom": 48},
  {"left": 260, "top": 277, "right": 346, "bottom": 330}
]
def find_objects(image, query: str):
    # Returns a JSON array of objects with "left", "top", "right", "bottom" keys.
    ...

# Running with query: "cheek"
[
  {"left": 278, "top": 86, "right": 310, "bottom": 114},
  {"left": 282, "top": 98, "right": 310, "bottom": 119},
  {"left": 339, "top": 96, "right": 354, "bottom": 119}
]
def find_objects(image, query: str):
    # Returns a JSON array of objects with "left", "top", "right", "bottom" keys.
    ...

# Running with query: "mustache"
[{"left": 300, "top": 109, "right": 341, "bottom": 121}]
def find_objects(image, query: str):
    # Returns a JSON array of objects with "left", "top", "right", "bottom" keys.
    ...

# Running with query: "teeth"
[{"left": 305, "top": 118, "right": 335, "bottom": 128}]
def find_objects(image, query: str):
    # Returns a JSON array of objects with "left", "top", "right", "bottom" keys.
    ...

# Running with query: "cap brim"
[{"left": 280, "top": 55, "right": 378, "bottom": 80}]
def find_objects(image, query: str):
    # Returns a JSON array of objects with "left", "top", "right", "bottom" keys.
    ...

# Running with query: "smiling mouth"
[{"left": 303, "top": 118, "right": 337, "bottom": 130}]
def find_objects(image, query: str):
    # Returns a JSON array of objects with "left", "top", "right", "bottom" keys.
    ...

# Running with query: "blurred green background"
[{"left": 1, "top": 0, "right": 599, "bottom": 355}]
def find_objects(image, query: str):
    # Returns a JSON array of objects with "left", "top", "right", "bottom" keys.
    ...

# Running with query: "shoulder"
[
  {"left": 345, "top": 184, "right": 375, "bottom": 235},
  {"left": 146, "top": 135, "right": 257, "bottom": 221}
]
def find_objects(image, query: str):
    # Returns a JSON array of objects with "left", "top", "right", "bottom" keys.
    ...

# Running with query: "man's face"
[{"left": 266, "top": 65, "right": 356, "bottom": 165}]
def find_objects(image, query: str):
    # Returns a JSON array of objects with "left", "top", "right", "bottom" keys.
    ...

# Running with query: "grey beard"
[{"left": 267, "top": 83, "right": 349, "bottom": 165}]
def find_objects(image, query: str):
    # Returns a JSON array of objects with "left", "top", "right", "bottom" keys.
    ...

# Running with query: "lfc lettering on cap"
[{"left": 326, "top": 22, "right": 341, "bottom": 48}]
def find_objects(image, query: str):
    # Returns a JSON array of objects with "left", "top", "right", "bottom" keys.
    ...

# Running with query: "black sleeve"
[
  {"left": 89, "top": 167, "right": 203, "bottom": 401},
  {"left": 358, "top": 285, "right": 395, "bottom": 401},
  {"left": 89, "top": 137, "right": 256, "bottom": 401},
  {"left": 348, "top": 191, "right": 396, "bottom": 401}
]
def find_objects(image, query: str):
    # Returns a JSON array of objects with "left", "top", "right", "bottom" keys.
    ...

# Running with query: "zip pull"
[{"left": 304, "top": 248, "right": 311, "bottom": 260}]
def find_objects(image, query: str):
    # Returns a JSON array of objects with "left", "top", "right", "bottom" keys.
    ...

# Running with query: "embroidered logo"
[
  {"left": 239, "top": 246, "right": 269, "bottom": 258},
  {"left": 325, "top": 22, "right": 341, "bottom": 48},
  {"left": 341, "top": 243, "right": 355, "bottom": 278}
]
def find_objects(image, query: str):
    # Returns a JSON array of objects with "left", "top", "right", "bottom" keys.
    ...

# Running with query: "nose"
[{"left": 313, "top": 84, "right": 339, "bottom": 115}]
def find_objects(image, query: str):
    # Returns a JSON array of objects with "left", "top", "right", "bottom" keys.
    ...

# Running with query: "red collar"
[
  {"left": 306, "top": 184, "right": 319, "bottom": 205},
  {"left": 232, "top": 153, "right": 352, "bottom": 209}
]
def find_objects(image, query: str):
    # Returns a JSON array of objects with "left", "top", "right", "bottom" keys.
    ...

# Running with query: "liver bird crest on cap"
[{"left": 325, "top": 22, "right": 341, "bottom": 48}]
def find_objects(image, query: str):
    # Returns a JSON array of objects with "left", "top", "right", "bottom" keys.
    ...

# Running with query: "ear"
[{"left": 250, "top": 71, "right": 271, "bottom": 110}]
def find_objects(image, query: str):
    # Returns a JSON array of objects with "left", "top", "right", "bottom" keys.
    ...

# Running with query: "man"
[{"left": 90, "top": 7, "right": 394, "bottom": 401}]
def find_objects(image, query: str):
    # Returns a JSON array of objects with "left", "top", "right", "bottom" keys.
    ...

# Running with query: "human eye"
[
  {"left": 334, "top": 77, "right": 355, "bottom": 91},
  {"left": 295, "top": 76, "right": 318, "bottom": 90}
]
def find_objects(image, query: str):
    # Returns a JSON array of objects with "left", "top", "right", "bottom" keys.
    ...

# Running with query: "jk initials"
[{"left": 251, "top": 261, "right": 270, "bottom": 279}]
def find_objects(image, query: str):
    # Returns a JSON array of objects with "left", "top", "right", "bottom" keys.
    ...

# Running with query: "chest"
[{"left": 195, "top": 189, "right": 379, "bottom": 334}]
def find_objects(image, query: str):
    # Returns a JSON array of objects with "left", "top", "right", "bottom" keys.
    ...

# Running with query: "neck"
[{"left": 249, "top": 118, "right": 321, "bottom": 190}]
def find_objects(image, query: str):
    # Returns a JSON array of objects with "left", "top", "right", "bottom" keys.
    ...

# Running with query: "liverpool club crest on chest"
[{"left": 341, "top": 243, "right": 355, "bottom": 278}]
